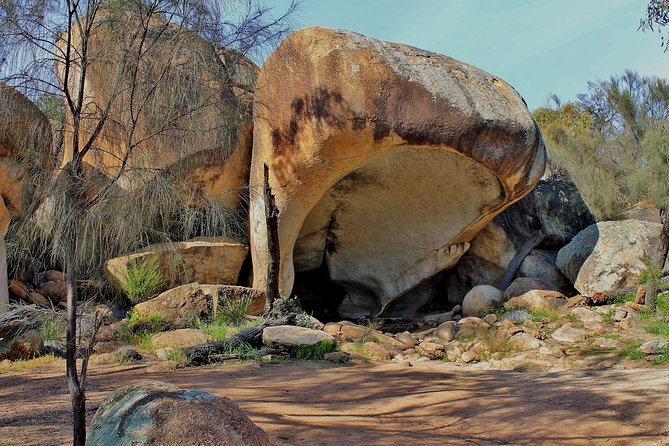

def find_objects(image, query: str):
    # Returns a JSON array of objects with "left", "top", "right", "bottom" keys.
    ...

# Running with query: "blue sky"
[{"left": 266, "top": 0, "right": 669, "bottom": 110}]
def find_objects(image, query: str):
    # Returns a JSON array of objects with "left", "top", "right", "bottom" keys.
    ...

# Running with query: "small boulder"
[
  {"left": 612, "top": 307, "right": 642, "bottom": 330},
  {"left": 503, "top": 277, "right": 551, "bottom": 300},
  {"left": 416, "top": 341, "right": 445, "bottom": 360},
  {"left": 151, "top": 329, "right": 213, "bottom": 349},
  {"left": 507, "top": 290, "right": 567, "bottom": 312},
  {"left": 462, "top": 285, "right": 503, "bottom": 317},
  {"left": 395, "top": 332, "right": 418, "bottom": 348},
  {"left": 115, "top": 346, "right": 142, "bottom": 362},
  {"left": 639, "top": 339, "right": 669, "bottom": 355},
  {"left": 510, "top": 332, "right": 542, "bottom": 350},
  {"left": 571, "top": 307, "right": 603, "bottom": 324},
  {"left": 499, "top": 309, "right": 532, "bottom": 323},
  {"left": 38, "top": 280, "right": 67, "bottom": 302},
  {"left": 87, "top": 380, "right": 271, "bottom": 446},
  {"left": 551, "top": 324, "right": 588, "bottom": 343},
  {"left": 434, "top": 321, "right": 457, "bottom": 342},
  {"left": 323, "top": 322, "right": 402, "bottom": 347},
  {"left": 133, "top": 283, "right": 213, "bottom": 324},
  {"left": 262, "top": 326, "right": 334, "bottom": 348}
]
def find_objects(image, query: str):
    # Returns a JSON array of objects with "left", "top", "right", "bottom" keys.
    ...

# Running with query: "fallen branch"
[{"left": 182, "top": 316, "right": 293, "bottom": 365}]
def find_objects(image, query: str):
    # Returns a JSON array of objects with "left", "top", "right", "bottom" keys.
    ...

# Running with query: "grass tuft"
[
  {"left": 120, "top": 257, "right": 165, "bottom": 304},
  {"left": 293, "top": 341, "right": 337, "bottom": 361}
]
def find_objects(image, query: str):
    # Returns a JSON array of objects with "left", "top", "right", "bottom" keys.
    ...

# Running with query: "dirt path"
[{"left": 1, "top": 361, "right": 669, "bottom": 445}]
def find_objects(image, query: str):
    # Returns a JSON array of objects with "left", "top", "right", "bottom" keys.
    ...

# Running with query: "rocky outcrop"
[
  {"left": 133, "top": 283, "right": 265, "bottom": 323},
  {"left": 58, "top": 13, "right": 258, "bottom": 211},
  {"left": 87, "top": 380, "right": 271, "bottom": 446},
  {"left": 556, "top": 220, "right": 663, "bottom": 296},
  {"left": 447, "top": 176, "right": 591, "bottom": 303},
  {"left": 0, "top": 84, "right": 53, "bottom": 312},
  {"left": 250, "top": 27, "right": 545, "bottom": 318},
  {"left": 106, "top": 237, "right": 248, "bottom": 292}
]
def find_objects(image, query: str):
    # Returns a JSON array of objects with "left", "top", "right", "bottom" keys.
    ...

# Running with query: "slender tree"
[{"left": 0, "top": 0, "right": 297, "bottom": 444}]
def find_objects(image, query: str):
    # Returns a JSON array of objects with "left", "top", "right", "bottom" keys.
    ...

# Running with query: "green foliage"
[
  {"left": 645, "top": 319, "right": 669, "bottom": 337},
  {"left": 270, "top": 296, "right": 318, "bottom": 329},
  {"left": 293, "top": 341, "right": 337, "bottom": 361},
  {"left": 120, "top": 258, "right": 165, "bottom": 304},
  {"left": 216, "top": 295, "right": 253, "bottom": 327},
  {"left": 529, "top": 309, "right": 560, "bottom": 322},
  {"left": 535, "top": 72, "right": 669, "bottom": 220},
  {"left": 640, "top": 1, "right": 669, "bottom": 52},
  {"left": 128, "top": 311, "right": 167, "bottom": 326},
  {"left": 639, "top": 257, "right": 664, "bottom": 290},
  {"left": 607, "top": 291, "right": 637, "bottom": 306},
  {"left": 625, "top": 344, "right": 646, "bottom": 361},
  {"left": 38, "top": 313, "right": 66, "bottom": 342},
  {"left": 201, "top": 323, "right": 231, "bottom": 341}
]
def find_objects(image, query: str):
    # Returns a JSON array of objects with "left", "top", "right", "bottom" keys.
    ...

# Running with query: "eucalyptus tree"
[{"left": 0, "top": 0, "right": 297, "bottom": 443}]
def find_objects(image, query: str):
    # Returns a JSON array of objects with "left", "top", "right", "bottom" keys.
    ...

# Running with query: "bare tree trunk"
[
  {"left": 660, "top": 209, "right": 669, "bottom": 272},
  {"left": 64, "top": 165, "right": 86, "bottom": 446},
  {"left": 500, "top": 232, "right": 545, "bottom": 291},
  {"left": 263, "top": 164, "right": 280, "bottom": 315},
  {"left": 0, "top": 238, "right": 8, "bottom": 314}
]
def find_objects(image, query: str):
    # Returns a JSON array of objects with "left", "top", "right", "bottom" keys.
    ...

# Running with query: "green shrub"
[
  {"left": 293, "top": 341, "right": 337, "bottom": 361},
  {"left": 217, "top": 295, "right": 253, "bottom": 326},
  {"left": 38, "top": 313, "right": 66, "bottom": 342},
  {"left": 639, "top": 257, "right": 664, "bottom": 291},
  {"left": 120, "top": 257, "right": 165, "bottom": 304}
]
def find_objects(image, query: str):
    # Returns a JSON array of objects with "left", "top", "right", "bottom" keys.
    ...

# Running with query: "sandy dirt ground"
[{"left": 1, "top": 360, "right": 669, "bottom": 445}]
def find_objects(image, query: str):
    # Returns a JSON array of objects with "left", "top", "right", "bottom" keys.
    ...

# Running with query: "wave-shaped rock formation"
[{"left": 250, "top": 27, "right": 545, "bottom": 318}]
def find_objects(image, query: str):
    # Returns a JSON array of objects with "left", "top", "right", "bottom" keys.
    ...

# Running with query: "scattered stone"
[
  {"left": 360, "top": 342, "right": 393, "bottom": 361},
  {"left": 499, "top": 309, "right": 532, "bottom": 324},
  {"left": 434, "top": 321, "right": 457, "bottom": 342},
  {"left": 94, "top": 341, "right": 119, "bottom": 354},
  {"left": 571, "top": 307, "right": 603, "bottom": 324},
  {"left": 86, "top": 380, "right": 271, "bottom": 446},
  {"left": 461, "top": 350, "right": 479, "bottom": 363},
  {"left": 593, "top": 338, "right": 619, "bottom": 349},
  {"left": 323, "top": 322, "right": 402, "bottom": 348},
  {"left": 551, "top": 324, "right": 588, "bottom": 343},
  {"left": 625, "top": 301, "right": 647, "bottom": 312},
  {"left": 395, "top": 331, "right": 418, "bottom": 348},
  {"left": 115, "top": 346, "right": 142, "bottom": 362},
  {"left": 151, "top": 329, "right": 213, "bottom": 349},
  {"left": 262, "top": 325, "right": 334, "bottom": 349},
  {"left": 510, "top": 332, "right": 542, "bottom": 350},
  {"left": 639, "top": 340, "right": 669, "bottom": 355},
  {"left": 507, "top": 290, "right": 567, "bottom": 312},
  {"left": 482, "top": 314, "right": 498, "bottom": 325},
  {"left": 96, "top": 321, "right": 127, "bottom": 342},
  {"left": 503, "top": 277, "right": 551, "bottom": 300},
  {"left": 462, "top": 285, "right": 503, "bottom": 317},
  {"left": 612, "top": 307, "right": 642, "bottom": 330},
  {"left": 416, "top": 341, "right": 445, "bottom": 360}
]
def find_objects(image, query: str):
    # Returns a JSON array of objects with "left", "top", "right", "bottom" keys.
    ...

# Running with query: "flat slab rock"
[{"left": 262, "top": 325, "right": 334, "bottom": 348}]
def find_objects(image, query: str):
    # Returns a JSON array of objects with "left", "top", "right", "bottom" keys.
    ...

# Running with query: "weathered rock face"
[
  {"left": 447, "top": 176, "right": 591, "bottom": 303},
  {"left": 133, "top": 282, "right": 265, "bottom": 323},
  {"left": 0, "top": 84, "right": 52, "bottom": 312},
  {"left": 87, "top": 380, "right": 271, "bottom": 446},
  {"left": 556, "top": 220, "right": 663, "bottom": 296},
  {"left": 106, "top": 237, "right": 248, "bottom": 292},
  {"left": 151, "top": 328, "right": 213, "bottom": 349},
  {"left": 250, "top": 27, "right": 545, "bottom": 318},
  {"left": 58, "top": 13, "right": 257, "bottom": 209}
]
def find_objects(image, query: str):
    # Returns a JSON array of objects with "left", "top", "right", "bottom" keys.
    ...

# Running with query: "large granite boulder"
[
  {"left": 250, "top": 27, "right": 545, "bottom": 318},
  {"left": 556, "top": 220, "right": 663, "bottom": 296},
  {"left": 58, "top": 13, "right": 258, "bottom": 209},
  {"left": 106, "top": 237, "right": 248, "bottom": 292},
  {"left": 0, "top": 84, "right": 52, "bottom": 312},
  {"left": 87, "top": 380, "right": 271, "bottom": 446}
]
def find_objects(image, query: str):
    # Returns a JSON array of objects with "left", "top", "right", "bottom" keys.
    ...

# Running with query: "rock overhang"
[{"left": 250, "top": 26, "right": 546, "bottom": 318}]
